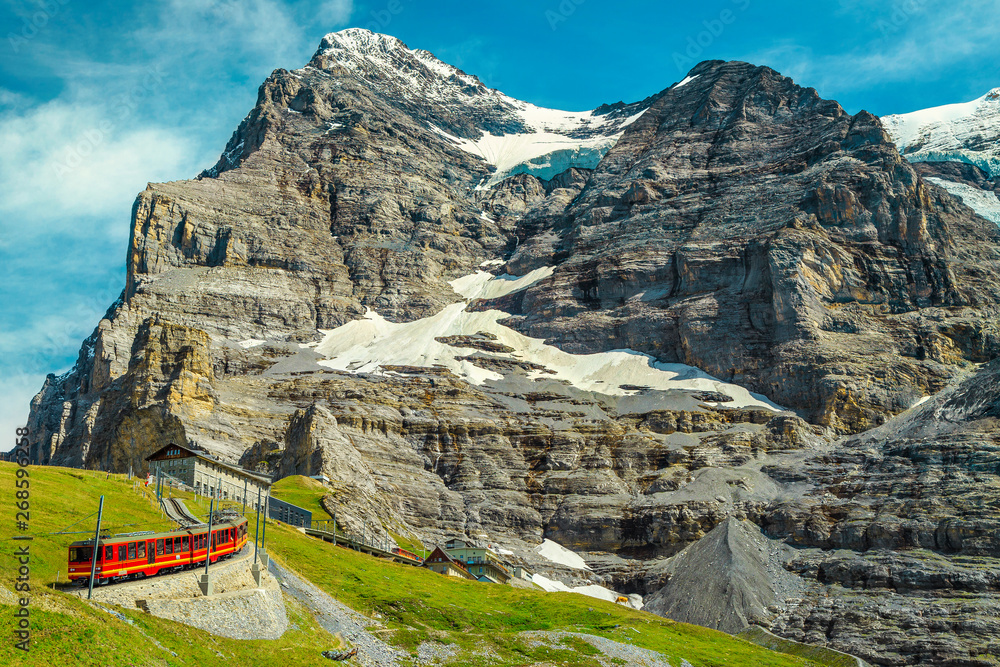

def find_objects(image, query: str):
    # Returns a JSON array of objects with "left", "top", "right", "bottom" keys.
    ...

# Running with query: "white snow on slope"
[
  {"left": 312, "top": 271, "right": 781, "bottom": 410},
  {"left": 450, "top": 266, "right": 555, "bottom": 300},
  {"left": 430, "top": 107, "right": 644, "bottom": 188},
  {"left": 882, "top": 88, "right": 1000, "bottom": 178},
  {"left": 531, "top": 574, "right": 641, "bottom": 609},
  {"left": 535, "top": 539, "right": 591, "bottom": 571},
  {"left": 926, "top": 178, "right": 1000, "bottom": 224},
  {"left": 674, "top": 74, "right": 699, "bottom": 89}
]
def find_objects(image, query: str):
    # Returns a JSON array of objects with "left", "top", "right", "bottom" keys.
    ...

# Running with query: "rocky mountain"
[{"left": 27, "top": 29, "right": 1000, "bottom": 666}]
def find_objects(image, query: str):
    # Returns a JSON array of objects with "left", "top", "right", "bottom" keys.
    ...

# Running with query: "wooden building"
[{"left": 424, "top": 547, "right": 475, "bottom": 580}]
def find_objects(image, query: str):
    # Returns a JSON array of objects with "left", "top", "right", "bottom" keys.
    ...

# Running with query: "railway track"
[{"left": 162, "top": 497, "right": 206, "bottom": 527}]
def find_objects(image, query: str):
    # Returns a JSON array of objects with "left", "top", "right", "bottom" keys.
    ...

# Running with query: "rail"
[{"left": 304, "top": 524, "right": 424, "bottom": 566}]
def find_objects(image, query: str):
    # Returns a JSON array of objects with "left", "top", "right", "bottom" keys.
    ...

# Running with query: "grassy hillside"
[
  {"left": 269, "top": 475, "right": 331, "bottom": 518},
  {"left": 0, "top": 463, "right": 822, "bottom": 666},
  {"left": 0, "top": 463, "right": 339, "bottom": 666},
  {"left": 268, "top": 522, "right": 818, "bottom": 666}
]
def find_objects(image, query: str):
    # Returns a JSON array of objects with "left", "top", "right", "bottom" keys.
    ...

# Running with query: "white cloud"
[
  {"left": 317, "top": 0, "right": 354, "bottom": 26},
  {"left": 138, "top": 0, "right": 309, "bottom": 67},
  {"left": 747, "top": 1, "right": 1000, "bottom": 99},
  {"left": 0, "top": 101, "right": 201, "bottom": 241}
]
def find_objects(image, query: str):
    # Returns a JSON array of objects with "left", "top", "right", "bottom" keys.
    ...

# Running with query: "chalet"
[
  {"left": 424, "top": 547, "right": 475, "bottom": 580},
  {"left": 145, "top": 443, "right": 271, "bottom": 505},
  {"left": 443, "top": 537, "right": 512, "bottom": 584}
]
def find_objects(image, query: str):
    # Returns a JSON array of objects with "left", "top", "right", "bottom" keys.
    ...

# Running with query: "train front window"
[{"left": 69, "top": 547, "right": 92, "bottom": 562}]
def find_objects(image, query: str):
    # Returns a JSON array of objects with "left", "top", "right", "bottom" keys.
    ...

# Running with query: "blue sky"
[{"left": 1, "top": 0, "right": 998, "bottom": 447}]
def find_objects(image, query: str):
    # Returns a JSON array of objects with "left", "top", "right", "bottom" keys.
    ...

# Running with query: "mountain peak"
[
  {"left": 304, "top": 29, "right": 658, "bottom": 188},
  {"left": 312, "top": 27, "right": 486, "bottom": 93}
]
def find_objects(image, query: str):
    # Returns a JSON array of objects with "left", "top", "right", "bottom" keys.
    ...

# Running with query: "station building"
[{"left": 145, "top": 443, "right": 271, "bottom": 506}]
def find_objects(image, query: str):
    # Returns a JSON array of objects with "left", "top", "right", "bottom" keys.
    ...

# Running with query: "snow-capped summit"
[
  {"left": 882, "top": 88, "right": 1000, "bottom": 178},
  {"left": 310, "top": 28, "right": 654, "bottom": 187}
]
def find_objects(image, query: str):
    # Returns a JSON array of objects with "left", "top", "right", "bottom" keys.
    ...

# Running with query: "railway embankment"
[{"left": 71, "top": 545, "right": 288, "bottom": 640}]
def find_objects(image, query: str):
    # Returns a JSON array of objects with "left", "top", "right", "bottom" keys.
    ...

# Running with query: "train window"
[
  {"left": 119, "top": 545, "right": 126, "bottom": 561},
  {"left": 165, "top": 539, "right": 173, "bottom": 555},
  {"left": 128, "top": 543, "right": 136, "bottom": 560},
  {"left": 174, "top": 537, "right": 182, "bottom": 551},
  {"left": 182, "top": 536, "right": 189, "bottom": 550},
  {"left": 105, "top": 546, "right": 113, "bottom": 561},
  {"left": 156, "top": 539, "right": 164, "bottom": 556},
  {"left": 138, "top": 542, "right": 146, "bottom": 559},
  {"left": 69, "top": 547, "right": 92, "bottom": 562}
]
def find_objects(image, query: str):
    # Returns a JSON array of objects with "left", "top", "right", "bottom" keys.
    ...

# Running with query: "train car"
[
  {"left": 391, "top": 547, "right": 422, "bottom": 562},
  {"left": 67, "top": 516, "right": 249, "bottom": 585}
]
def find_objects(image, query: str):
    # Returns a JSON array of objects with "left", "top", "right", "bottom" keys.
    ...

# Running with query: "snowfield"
[
  {"left": 429, "top": 105, "right": 644, "bottom": 188},
  {"left": 926, "top": 178, "right": 1000, "bottom": 225},
  {"left": 312, "top": 271, "right": 782, "bottom": 410}
]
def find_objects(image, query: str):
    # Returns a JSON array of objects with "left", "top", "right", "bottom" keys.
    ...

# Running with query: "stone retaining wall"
[{"left": 73, "top": 546, "right": 287, "bottom": 640}]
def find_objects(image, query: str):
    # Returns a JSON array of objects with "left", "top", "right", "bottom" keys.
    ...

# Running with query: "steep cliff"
[{"left": 26, "top": 29, "right": 1000, "bottom": 666}]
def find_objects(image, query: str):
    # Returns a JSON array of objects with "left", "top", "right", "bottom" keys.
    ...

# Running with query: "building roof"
[{"left": 145, "top": 443, "right": 272, "bottom": 486}]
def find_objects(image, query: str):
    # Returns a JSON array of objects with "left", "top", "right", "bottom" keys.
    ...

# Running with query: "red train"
[
  {"left": 391, "top": 546, "right": 422, "bottom": 562},
  {"left": 67, "top": 516, "right": 248, "bottom": 585}
]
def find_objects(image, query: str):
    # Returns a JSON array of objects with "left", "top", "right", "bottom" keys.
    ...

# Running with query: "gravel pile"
[
  {"left": 520, "top": 631, "right": 692, "bottom": 667},
  {"left": 269, "top": 560, "right": 406, "bottom": 667}
]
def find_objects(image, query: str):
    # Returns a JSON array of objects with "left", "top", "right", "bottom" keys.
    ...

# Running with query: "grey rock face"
[
  {"left": 498, "top": 60, "right": 1000, "bottom": 433},
  {"left": 24, "top": 30, "right": 1000, "bottom": 666}
]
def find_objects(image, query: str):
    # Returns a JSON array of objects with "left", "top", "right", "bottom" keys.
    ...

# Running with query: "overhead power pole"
[
  {"left": 254, "top": 487, "right": 261, "bottom": 562},
  {"left": 251, "top": 487, "right": 263, "bottom": 585},
  {"left": 87, "top": 496, "right": 105, "bottom": 600},
  {"left": 199, "top": 498, "right": 215, "bottom": 596}
]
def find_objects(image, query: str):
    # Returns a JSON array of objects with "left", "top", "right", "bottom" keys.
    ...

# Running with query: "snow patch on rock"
[
  {"left": 313, "top": 271, "right": 782, "bottom": 409},
  {"left": 535, "top": 539, "right": 591, "bottom": 571},
  {"left": 926, "top": 178, "right": 1000, "bottom": 224}
]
